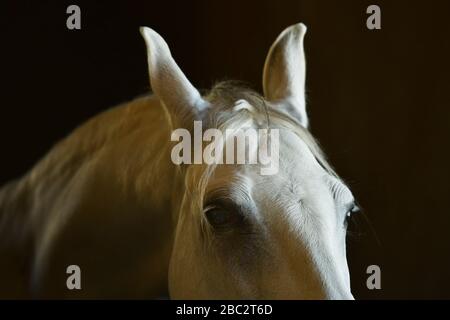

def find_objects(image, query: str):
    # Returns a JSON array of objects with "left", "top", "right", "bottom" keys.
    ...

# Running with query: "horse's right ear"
[{"left": 140, "top": 27, "right": 208, "bottom": 127}]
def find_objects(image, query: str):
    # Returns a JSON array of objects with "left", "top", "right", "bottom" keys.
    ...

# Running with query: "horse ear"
[
  {"left": 263, "top": 23, "right": 308, "bottom": 128},
  {"left": 140, "top": 27, "right": 207, "bottom": 127}
]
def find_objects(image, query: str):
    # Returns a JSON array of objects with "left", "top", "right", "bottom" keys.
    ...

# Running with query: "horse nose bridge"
[
  {"left": 325, "top": 285, "right": 355, "bottom": 300},
  {"left": 276, "top": 231, "right": 353, "bottom": 299},
  {"left": 311, "top": 253, "right": 354, "bottom": 300},
  {"left": 267, "top": 212, "right": 352, "bottom": 299}
]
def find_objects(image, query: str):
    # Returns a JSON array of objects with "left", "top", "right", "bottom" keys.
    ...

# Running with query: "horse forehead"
[
  {"left": 277, "top": 129, "right": 324, "bottom": 177},
  {"left": 206, "top": 130, "right": 327, "bottom": 193},
  {"left": 240, "top": 130, "right": 328, "bottom": 190}
]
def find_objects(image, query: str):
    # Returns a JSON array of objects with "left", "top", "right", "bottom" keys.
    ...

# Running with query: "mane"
[
  {"left": 205, "top": 81, "right": 337, "bottom": 176},
  {"left": 181, "top": 81, "right": 339, "bottom": 235}
]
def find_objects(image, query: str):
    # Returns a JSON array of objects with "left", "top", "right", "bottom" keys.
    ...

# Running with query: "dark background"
[{"left": 1, "top": 0, "right": 449, "bottom": 299}]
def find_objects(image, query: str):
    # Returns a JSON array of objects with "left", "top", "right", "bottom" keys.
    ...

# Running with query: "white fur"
[
  {"left": 0, "top": 23, "right": 354, "bottom": 299},
  {"left": 263, "top": 23, "right": 308, "bottom": 128}
]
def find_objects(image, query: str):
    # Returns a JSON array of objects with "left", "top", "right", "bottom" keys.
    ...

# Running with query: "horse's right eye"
[
  {"left": 205, "top": 207, "right": 228, "bottom": 227},
  {"left": 204, "top": 204, "right": 243, "bottom": 230}
]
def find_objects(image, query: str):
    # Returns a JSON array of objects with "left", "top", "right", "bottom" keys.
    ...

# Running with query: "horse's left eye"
[{"left": 345, "top": 203, "right": 360, "bottom": 226}]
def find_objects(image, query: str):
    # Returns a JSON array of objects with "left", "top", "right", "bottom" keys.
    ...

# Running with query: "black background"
[{"left": 1, "top": 0, "right": 450, "bottom": 299}]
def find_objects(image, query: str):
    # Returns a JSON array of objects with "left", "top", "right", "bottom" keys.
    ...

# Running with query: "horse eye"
[
  {"left": 204, "top": 205, "right": 242, "bottom": 230},
  {"left": 345, "top": 203, "right": 360, "bottom": 225},
  {"left": 350, "top": 204, "right": 360, "bottom": 214}
]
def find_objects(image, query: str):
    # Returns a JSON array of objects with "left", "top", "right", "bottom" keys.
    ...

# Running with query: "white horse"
[{"left": 0, "top": 23, "right": 357, "bottom": 299}]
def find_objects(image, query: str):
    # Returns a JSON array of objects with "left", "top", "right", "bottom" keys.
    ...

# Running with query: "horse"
[{"left": 0, "top": 23, "right": 357, "bottom": 299}]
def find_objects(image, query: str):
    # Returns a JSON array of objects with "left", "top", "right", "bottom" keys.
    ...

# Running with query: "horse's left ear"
[
  {"left": 140, "top": 27, "right": 208, "bottom": 128},
  {"left": 263, "top": 23, "right": 308, "bottom": 128}
]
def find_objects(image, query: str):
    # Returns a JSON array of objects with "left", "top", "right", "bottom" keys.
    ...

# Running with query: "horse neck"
[
  {"left": 3, "top": 94, "right": 182, "bottom": 271},
  {"left": 0, "top": 95, "right": 188, "bottom": 298},
  {"left": 35, "top": 94, "right": 180, "bottom": 215},
  {"left": 0, "top": 176, "right": 33, "bottom": 250}
]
